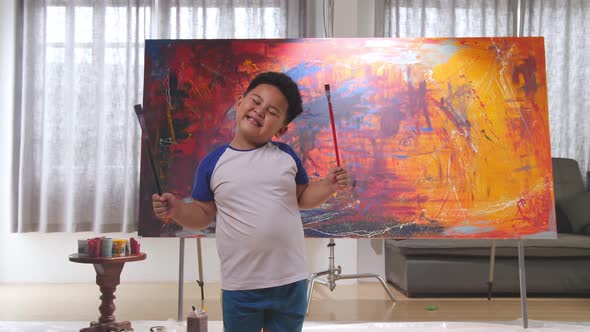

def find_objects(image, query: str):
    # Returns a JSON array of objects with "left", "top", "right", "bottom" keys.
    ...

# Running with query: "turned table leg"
[
  {"left": 80, "top": 263, "right": 132, "bottom": 332},
  {"left": 94, "top": 263, "right": 124, "bottom": 324}
]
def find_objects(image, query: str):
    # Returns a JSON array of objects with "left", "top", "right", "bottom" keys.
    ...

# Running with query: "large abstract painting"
[{"left": 138, "top": 37, "right": 554, "bottom": 239}]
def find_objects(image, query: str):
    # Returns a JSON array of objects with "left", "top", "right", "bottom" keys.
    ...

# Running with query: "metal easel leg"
[
  {"left": 518, "top": 240, "right": 528, "bottom": 329},
  {"left": 196, "top": 238, "right": 205, "bottom": 300},
  {"left": 178, "top": 238, "right": 185, "bottom": 321},
  {"left": 487, "top": 240, "right": 497, "bottom": 300}
]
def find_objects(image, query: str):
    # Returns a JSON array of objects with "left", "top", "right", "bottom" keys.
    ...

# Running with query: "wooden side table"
[{"left": 69, "top": 253, "right": 147, "bottom": 332}]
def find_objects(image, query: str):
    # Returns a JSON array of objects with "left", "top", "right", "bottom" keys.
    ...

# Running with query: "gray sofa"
[{"left": 385, "top": 158, "right": 590, "bottom": 297}]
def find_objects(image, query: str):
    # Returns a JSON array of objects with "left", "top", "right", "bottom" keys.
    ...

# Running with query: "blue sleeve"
[
  {"left": 272, "top": 142, "right": 309, "bottom": 185},
  {"left": 191, "top": 145, "right": 227, "bottom": 201}
]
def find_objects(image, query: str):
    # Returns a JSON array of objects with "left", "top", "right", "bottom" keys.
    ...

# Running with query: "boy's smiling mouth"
[{"left": 245, "top": 114, "right": 263, "bottom": 127}]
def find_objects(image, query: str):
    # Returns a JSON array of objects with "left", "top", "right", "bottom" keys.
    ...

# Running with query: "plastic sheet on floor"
[{"left": 1, "top": 320, "right": 589, "bottom": 332}]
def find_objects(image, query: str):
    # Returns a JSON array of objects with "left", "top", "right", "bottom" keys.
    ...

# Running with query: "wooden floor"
[{"left": 1, "top": 282, "right": 589, "bottom": 323}]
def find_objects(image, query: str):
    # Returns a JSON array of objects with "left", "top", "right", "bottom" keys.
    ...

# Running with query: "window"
[{"left": 15, "top": 0, "right": 302, "bottom": 232}]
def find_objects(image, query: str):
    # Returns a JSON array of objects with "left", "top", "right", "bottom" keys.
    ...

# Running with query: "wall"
[
  {"left": 0, "top": 0, "right": 382, "bottom": 284},
  {"left": 0, "top": 0, "right": 17, "bottom": 283}
]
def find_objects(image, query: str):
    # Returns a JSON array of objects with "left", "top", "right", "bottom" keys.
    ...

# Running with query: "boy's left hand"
[{"left": 326, "top": 166, "right": 350, "bottom": 192}]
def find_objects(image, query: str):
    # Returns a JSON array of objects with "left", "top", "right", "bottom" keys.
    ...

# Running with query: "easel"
[
  {"left": 176, "top": 237, "right": 205, "bottom": 321},
  {"left": 486, "top": 0, "right": 529, "bottom": 327},
  {"left": 306, "top": 238, "right": 396, "bottom": 315},
  {"left": 487, "top": 239, "right": 528, "bottom": 328}
]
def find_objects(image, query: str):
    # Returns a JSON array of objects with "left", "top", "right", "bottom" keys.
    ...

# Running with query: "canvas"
[{"left": 138, "top": 37, "right": 554, "bottom": 239}]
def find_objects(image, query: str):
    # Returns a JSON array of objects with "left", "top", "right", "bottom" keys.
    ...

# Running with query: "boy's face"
[{"left": 234, "top": 84, "right": 289, "bottom": 147}]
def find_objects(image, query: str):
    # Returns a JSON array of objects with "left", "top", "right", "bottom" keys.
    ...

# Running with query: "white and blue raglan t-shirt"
[{"left": 191, "top": 141, "right": 310, "bottom": 291}]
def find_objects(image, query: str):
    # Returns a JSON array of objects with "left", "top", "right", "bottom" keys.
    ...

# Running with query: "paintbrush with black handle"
[{"left": 134, "top": 104, "right": 177, "bottom": 234}]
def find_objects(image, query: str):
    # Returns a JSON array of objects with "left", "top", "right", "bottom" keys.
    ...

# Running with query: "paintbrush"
[
  {"left": 134, "top": 104, "right": 162, "bottom": 195},
  {"left": 324, "top": 84, "right": 341, "bottom": 167},
  {"left": 134, "top": 104, "right": 174, "bottom": 231}
]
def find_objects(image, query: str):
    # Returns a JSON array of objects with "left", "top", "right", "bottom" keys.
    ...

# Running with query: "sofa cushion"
[
  {"left": 555, "top": 204, "right": 573, "bottom": 233},
  {"left": 386, "top": 233, "right": 590, "bottom": 257},
  {"left": 561, "top": 192, "right": 590, "bottom": 234},
  {"left": 552, "top": 158, "right": 585, "bottom": 203}
]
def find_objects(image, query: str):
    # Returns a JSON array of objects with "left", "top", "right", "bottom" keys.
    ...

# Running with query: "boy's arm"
[
  {"left": 173, "top": 199, "right": 217, "bottom": 230},
  {"left": 297, "top": 166, "right": 349, "bottom": 210},
  {"left": 153, "top": 193, "right": 216, "bottom": 230}
]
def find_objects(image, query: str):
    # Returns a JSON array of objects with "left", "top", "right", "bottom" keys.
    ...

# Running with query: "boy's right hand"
[{"left": 152, "top": 193, "right": 181, "bottom": 223}]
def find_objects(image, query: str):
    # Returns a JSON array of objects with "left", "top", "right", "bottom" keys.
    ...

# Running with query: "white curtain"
[
  {"left": 381, "top": 0, "right": 590, "bottom": 182},
  {"left": 523, "top": 0, "right": 590, "bottom": 182},
  {"left": 12, "top": 0, "right": 306, "bottom": 233},
  {"left": 383, "top": 0, "right": 515, "bottom": 37}
]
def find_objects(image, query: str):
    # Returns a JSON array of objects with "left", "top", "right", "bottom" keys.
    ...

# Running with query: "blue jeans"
[{"left": 222, "top": 279, "right": 307, "bottom": 332}]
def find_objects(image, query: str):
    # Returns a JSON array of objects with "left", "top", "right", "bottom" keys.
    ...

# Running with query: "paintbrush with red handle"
[{"left": 324, "top": 84, "right": 341, "bottom": 167}]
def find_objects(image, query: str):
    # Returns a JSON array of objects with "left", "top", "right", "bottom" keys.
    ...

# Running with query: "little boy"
[{"left": 153, "top": 72, "right": 349, "bottom": 332}]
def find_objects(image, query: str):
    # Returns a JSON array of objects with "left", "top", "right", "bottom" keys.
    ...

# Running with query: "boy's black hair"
[{"left": 244, "top": 72, "right": 303, "bottom": 124}]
